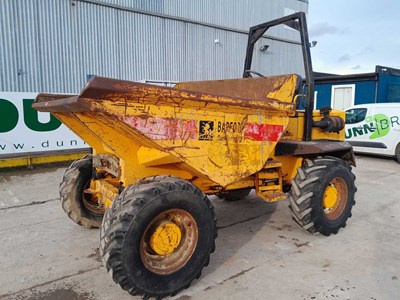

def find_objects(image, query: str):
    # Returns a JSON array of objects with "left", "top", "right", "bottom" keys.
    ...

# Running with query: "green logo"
[
  {"left": 0, "top": 98, "right": 61, "bottom": 133},
  {"left": 0, "top": 99, "right": 19, "bottom": 133},
  {"left": 345, "top": 113, "right": 399, "bottom": 140},
  {"left": 366, "top": 114, "right": 391, "bottom": 139}
]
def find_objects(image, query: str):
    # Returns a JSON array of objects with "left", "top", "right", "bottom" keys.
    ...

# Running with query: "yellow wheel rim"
[
  {"left": 140, "top": 209, "right": 198, "bottom": 275},
  {"left": 323, "top": 177, "right": 348, "bottom": 220},
  {"left": 149, "top": 221, "right": 182, "bottom": 256},
  {"left": 323, "top": 184, "right": 338, "bottom": 209}
]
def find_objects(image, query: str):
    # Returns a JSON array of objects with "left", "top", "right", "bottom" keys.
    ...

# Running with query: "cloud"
[
  {"left": 339, "top": 54, "right": 352, "bottom": 63},
  {"left": 352, "top": 65, "right": 361, "bottom": 70},
  {"left": 356, "top": 47, "right": 374, "bottom": 56},
  {"left": 309, "top": 22, "right": 347, "bottom": 37}
]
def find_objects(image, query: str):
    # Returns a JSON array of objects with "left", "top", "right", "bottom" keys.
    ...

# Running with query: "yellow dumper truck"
[{"left": 33, "top": 12, "right": 356, "bottom": 299}]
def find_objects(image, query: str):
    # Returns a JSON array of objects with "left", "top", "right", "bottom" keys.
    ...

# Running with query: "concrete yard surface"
[{"left": 0, "top": 155, "right": 399, "bottom": 300}]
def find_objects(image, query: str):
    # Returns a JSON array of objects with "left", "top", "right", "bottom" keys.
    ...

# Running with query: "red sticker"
[{"left": 244, "top": 123, "right": 284, "bottom": 142}]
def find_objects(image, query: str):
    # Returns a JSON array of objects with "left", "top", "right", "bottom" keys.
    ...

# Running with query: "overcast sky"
[{"left": 308, "top": 0, "right": 400, "bottom": 75}]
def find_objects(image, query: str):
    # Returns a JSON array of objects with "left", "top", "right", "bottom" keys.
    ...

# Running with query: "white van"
[{"left": 345, "top": 103, "right": 400, "bottom": 163}]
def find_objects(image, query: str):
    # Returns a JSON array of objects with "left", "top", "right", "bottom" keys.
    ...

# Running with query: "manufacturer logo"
[{"left": 198, "top": 121, "right": 214, "bottom": 141}]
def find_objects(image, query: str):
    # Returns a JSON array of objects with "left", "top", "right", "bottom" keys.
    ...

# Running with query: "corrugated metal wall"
[{"left": 0, "top": 0, "right": 308, "bottom": 93}]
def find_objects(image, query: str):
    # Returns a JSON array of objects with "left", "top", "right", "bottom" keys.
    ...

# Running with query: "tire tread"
[
  {"left": 59, "top": 155, "right": 103, "bottom": 228},
  {"left": 99, "top": 175, "right": 217, "bottom": 299},
  {"left": 288, "top": 156, "right": 356, "bottom": 236}
]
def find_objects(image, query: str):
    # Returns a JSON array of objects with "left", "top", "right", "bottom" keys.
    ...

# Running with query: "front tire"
[
  {"left": 59, "top": 155, "right": 104, "bottom": 228},
  {"left": 100, "top": 176, "right": 217, "bottom": 299},
  {"left": 288, "top": 157, "right": 356, "bottom": 236}
]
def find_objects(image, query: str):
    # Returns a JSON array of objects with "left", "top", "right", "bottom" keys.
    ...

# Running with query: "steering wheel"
[{"left": 244, "top": 70, "right": 266, "bottom": 78}]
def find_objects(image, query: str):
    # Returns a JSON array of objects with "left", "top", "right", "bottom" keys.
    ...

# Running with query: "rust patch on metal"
[
  {"left": 275, "top": 140, "right": 353, "bottom": 156},
  {"left": 34, "top": 93, "right": 77, "bottom": 103},
  {"left": 32, "top": 95, "right": 86, "bottom": 112},
  {"left": 33, "top": 76, "right": 296, "bottom": 114},
  {"left": 175, "top": 75, "right": 297, "bottom": 102}
]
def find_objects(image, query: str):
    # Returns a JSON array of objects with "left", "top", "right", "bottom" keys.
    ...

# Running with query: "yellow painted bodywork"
[
  {"left": 0, "top": 150, "right": 90, "bottom": 169},
  {"left": 88, "top": 179, "right": 119, "bottom": 209},
  {"left": 282, "top": 110, "right": 346, "bottom": 141},
  {"left": 32, "top": 75, "right": 347, "bottom": 206}
]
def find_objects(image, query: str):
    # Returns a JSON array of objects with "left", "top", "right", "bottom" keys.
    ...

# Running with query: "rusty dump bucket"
[{"left": 33, "top": 74, "right": 300, "bottom": 189}]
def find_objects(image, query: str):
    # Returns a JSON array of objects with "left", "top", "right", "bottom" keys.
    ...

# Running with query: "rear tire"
[
  {"left": 288, "top": 157, "right": 356, "bottom": 236},
  {"left": 100, "top": 176, "right": 217, "bottom": 299},
  {"left": 395, "top": 143, "right": 400, "bottom": 163},
  {"left": 59, "top": 155, "right": 104, "bottom": 228}
]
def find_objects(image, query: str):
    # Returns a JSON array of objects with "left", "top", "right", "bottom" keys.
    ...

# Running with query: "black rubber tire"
[
  {"left": 59, "top": 155, "right": 104, "bottom": 228},
  {"left": 395, "top": 143, "right": 400, "bottom": 163},
  {"left": 99, "top": 176, "right": 217, "bottom": 299},
  {"left": 288, "top": 156, "right": 356, "bottom": 236},
  {"left": 218, "top": 188, "right": 252, "bottom": 201}
]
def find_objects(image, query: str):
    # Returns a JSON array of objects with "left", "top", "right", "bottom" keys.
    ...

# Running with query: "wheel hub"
[
  {"left": 323, "top": 184, "right": 338, "bottom": 209},
  {"left": 149, "top": 221, "right": 182, "bottom": 255},
  {"left": 323, "top": 177, "right": 348, "bottom": 220},
  {"left": 140, "top": 209, "right": 198, "bottom": 275}
]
